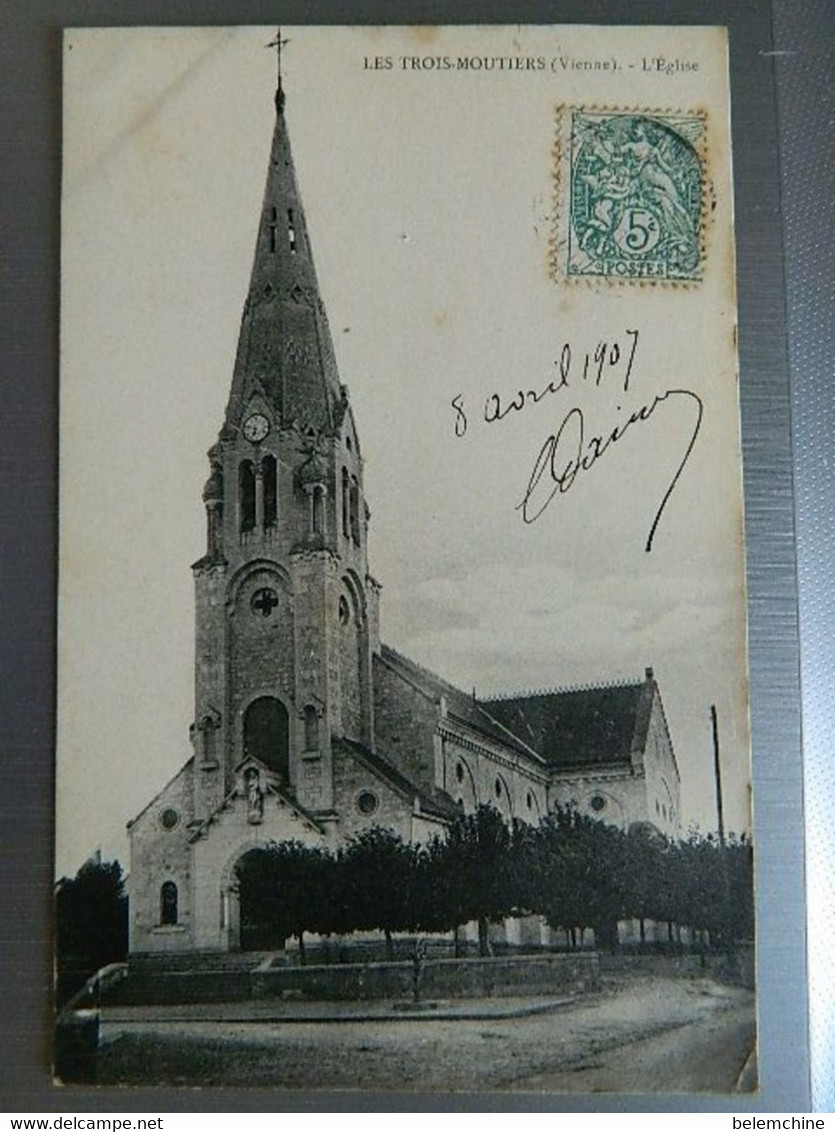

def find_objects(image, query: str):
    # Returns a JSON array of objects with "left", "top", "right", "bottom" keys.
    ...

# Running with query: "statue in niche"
[{"left": 244, "top": 767, "right": 264, "bottom": 824}]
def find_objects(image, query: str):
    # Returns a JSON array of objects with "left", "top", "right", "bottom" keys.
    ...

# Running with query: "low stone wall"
[
  {"left": 110, "top": 968, "right": 253, "bottom": 1005},
  {"left": 253, "top": 951, "right": 598, "bottom": 1001},
  {"left": 717, "top": 944, "right": 755, "bottom": 989},
  {"left": 599, "top": 953, "right": 709, "bottom": 978},
  {"left": 599, "top": 945, "right": 755, "bottom": 988},
  {"left": 109, "top": 951, "right": 599, "bottom": 1005}
]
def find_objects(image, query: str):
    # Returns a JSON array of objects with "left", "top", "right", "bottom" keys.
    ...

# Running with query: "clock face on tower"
[{"left": 243, "top": 413, "right": 270, "bottom": 443}]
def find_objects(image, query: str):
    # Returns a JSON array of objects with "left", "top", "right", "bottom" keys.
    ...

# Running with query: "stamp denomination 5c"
[{"left": 557, "top": 109, "right": 706, "bottom": 283}]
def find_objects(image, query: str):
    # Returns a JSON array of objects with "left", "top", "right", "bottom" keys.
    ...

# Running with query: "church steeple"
[
  {"left": 223, "top": 77, "right": 345, "bottom": 437},
  {"left": 190, "top": 62, "right": 377, "bottom": 828}
]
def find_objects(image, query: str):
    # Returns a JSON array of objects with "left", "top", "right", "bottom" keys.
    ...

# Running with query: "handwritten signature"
[
  {"left": 515, "top": 389, "right": 703, "bottom": 553},
  {"left": 450, "top": 330, "right": 704, "bottom": 552}
]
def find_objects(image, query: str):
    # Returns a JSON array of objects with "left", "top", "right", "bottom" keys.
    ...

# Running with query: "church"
[{"left": 127, "top": 71, "right": 681, "bottom": 955}]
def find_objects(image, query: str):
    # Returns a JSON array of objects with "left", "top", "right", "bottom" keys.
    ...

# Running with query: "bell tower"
[{"left": 190, "top": 65, "right": 378, "bottom": 829}]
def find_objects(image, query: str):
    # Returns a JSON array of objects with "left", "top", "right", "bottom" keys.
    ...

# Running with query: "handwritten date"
[{"left": 450, "top": 329, "right": 704, "bottom": 553}]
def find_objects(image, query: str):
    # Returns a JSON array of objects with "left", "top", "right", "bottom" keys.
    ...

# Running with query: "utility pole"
[
  {"left": 711, "top": 704, "right": 733, "bottom": 957},
  {"left": 711, "top": 704, "right": 725, "bottom": 847}
]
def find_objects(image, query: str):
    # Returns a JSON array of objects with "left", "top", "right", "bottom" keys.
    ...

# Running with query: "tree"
[
  {"left": 55, "top": 857, "right": 128, "bottom": 1009},
  {"left": 724, "top": 834, "right": 754, "bottom": 943},
  {"left": 536, "top": 807, "right": 626, "bottom": 949},
  {"left": 236, "top": 841, "right": 335, "bottom": 959},
  {"left": 409, "top": 834, "right": 460, "bottom": 939},
  {"left": 337, "top": 827, "right": 418, "bottom": 956},
  {"left": 664, "top": 830, "right": 755, "bottom": 952},
  {"left": 618, "top": 824, "right": 670, "bottom": 944},
  {"left": 434, "top": 804, "right": 515, "bottom": 956},
  {"left": 273, "top": 841, "right": 333, "bottom": 960}
]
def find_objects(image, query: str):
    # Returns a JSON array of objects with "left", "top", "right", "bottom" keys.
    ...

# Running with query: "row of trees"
[
  {"left": 238, "top": 805, "right": 754, "bottom": 959},
  {"left": 52, "top": 806, "right": 754, "bottom": 996},
  {"left": 55, "top": 857, "right": 128, "bottom": 1008}
]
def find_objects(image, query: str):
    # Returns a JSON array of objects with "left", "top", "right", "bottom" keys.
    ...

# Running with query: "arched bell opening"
[
  {"left": 243, "top": 696, "right": 290, "bottom": 782},
  {"left": 239, "top": 460, "right": 256, "bottom": 532},
  {"left": 262, "top": 454, "right": 277, "bottom": 529}
]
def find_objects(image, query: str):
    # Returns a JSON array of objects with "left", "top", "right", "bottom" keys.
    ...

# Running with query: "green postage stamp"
[{"left": 561, "top": 109, "right": 706, "bottom": 283}]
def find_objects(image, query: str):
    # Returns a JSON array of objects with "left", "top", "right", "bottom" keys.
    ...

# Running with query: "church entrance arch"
[
  {"left": 243, "top": 696, "right": 289, "bottom": 781},
  {"left": 234, "top": 847, "right": 288, "bottom": 952}
]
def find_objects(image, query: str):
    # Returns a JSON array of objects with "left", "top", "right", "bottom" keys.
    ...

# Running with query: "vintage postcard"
[{"left": 57, "top": 26, "right": 754, "bottom": 1092}]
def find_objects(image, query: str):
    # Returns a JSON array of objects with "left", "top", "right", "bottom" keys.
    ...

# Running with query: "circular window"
[
  {"left": 160, "top": 807, "right": 180, "bottom": 831},
  {"left": 339, "top": 595, "right": 350, "bottom": 624},
  {"left": 455, "top": 762, "right": 465, "bottom": 784},
  {"left": 356, "top": 790, "right": 379, "bottom": 816},
  {"left": 495, "top": 778, "right": 502, "bottom": 798},
  {"left": 251, "top": 587, "right": 278, "bottom": 618},
  {"left": 590, "top": 794, "right": 606, "bottom": 813}
]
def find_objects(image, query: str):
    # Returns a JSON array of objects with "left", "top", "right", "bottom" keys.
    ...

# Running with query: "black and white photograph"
[{"left": 56, "top": 25, "right": 756, "bottom": 1093}]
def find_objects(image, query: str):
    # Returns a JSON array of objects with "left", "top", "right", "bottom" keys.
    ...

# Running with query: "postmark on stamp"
[{"left": 557, "top": 109, "right": 706, "bottom": 283}]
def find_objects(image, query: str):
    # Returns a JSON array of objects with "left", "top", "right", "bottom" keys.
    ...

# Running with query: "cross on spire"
[{"left": 266, "top": 28, "right": 291, "bottom": 112}]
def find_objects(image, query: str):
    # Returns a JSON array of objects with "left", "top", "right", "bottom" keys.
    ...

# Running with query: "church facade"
[{"left": 127, "top": 78, "right": 680, "bottom": 955}]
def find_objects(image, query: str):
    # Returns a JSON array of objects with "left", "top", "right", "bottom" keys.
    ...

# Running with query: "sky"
[{"left": 57, "top": 25, "right": 751, "bottom": 878}]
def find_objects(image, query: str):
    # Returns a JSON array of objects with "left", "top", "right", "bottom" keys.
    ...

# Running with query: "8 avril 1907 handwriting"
[{"left": 450, "top": 329, "right": 704, "bottom": 553}]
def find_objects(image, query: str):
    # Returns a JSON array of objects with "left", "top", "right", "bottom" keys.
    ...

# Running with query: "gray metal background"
[
  {"left": 774, "top": 0, "right": 835, "bottom": 1113},
  {"left": 0, "top": 0, "right": 817, "bottom": 1112}
]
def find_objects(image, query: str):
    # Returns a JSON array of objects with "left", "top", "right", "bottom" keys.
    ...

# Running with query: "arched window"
[
  {"left": 303, "top": 704, "right": 319, "bottom": 751},
  {"left": 311, "top": 485, "right": 324, "bottom": 535},
  {"left": 262, "top": 455, "right": 277, "bottom": 528},
  {"left": 239, "top": 461, "right": 255, "bottom": 532},
  {"left": 160, "top": 881, "right": 178, "bottom": 925},
  {"left": 350, "top": 477, "right": 360, "bottom": 545},
  {"left": 341, "top": 468, "right": 350, "bottom": 537},
  {"left": 203, "top": 720, "right": 217, "bottom": 766},
  {"left": 243, "top": 697, "right": 290, "bottom": 780},
  {"left": 287, "top": 208, "right": 297, "bottom": 253}
]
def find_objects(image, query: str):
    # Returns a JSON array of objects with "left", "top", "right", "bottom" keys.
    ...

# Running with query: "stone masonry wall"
[
  {"left": 440, "top": 733, "right": 548, "bottom": 824},
  {"left": 548, "top": 770, "right": 646, "bottom": 830},
  {"left": 641, "top": 696, "right": 681, "bottom": 837},
  {"left": 128, "top": 761, "right": 195, "bottom": 953},
  {"left": 331, "top": 743, "right": 415, "bottom": 843},
  {"left": 372, "top": 658, "right": 439, "bottom": 792}
]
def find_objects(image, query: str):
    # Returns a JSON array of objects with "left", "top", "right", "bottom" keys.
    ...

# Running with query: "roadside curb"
[{"left": 101, "top": 995, "right": 577, "bottom": 1026}]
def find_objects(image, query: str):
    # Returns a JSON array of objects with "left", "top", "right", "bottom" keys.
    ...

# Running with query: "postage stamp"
[{"left": 560, "top": 109, "right": 706, "bottom": 283}]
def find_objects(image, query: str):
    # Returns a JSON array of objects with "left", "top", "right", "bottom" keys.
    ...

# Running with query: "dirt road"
[
  {"left": 97, "top": 975, "right": 755, "bottom": 1094},
  {"left": 512, "top": 999, "right": 755, "bottom": 1093}
]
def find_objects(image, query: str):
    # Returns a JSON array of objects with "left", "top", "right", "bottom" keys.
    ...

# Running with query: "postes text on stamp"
[{"left": 563, "top": 110, "right": 706, "bottom": 283}]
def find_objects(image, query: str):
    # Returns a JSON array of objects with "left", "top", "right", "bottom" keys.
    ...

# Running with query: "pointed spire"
[{"left": 223, "top": 58, "right": 345, "bottom": 437}]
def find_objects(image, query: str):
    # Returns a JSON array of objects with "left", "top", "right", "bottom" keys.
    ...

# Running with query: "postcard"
[{"left": 57, "top": 25, "right": 754, "bottom": 1092}]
